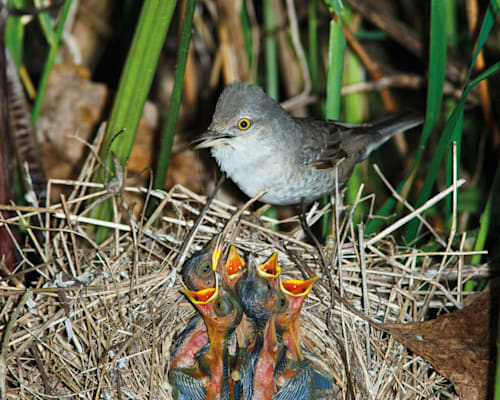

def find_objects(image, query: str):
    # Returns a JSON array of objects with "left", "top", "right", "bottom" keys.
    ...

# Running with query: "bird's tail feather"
[{"left": 357, "top": 110, "right": 424, "bottom": 162}]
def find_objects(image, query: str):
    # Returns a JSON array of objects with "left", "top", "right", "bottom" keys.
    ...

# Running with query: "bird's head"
[
  {"left": 183, "top": 273, "right": 243, "bottom": 335},
  {"left": 275, "top": 276, "right": 318, "bottom": 328},
  {"left": 181, "top": 233, "right": 223, "bottom": 291},
  {"left": 236, "top": 253, "right": 277, "bottom": 326},
  {"left": 192, "top": 81, "right": 290, "bottom": 150}
]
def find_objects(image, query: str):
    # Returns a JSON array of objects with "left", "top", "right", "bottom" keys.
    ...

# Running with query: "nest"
[{"left": 0, "top": 146, "right": 483, "bottom": 399}]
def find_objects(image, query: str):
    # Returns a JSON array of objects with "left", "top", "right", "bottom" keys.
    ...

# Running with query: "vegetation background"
[{"left": 1, "top": 0, "right": 500, "bottom": 397}]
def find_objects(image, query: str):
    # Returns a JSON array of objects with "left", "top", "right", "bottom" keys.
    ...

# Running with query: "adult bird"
[{"left": 193, "top": 81, "right": 423, "bottom": 206}]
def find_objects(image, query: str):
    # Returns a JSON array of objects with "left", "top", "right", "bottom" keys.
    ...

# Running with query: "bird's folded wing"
[
  {"left": 169, "top": 369, "right": 206, "bottom": 400},
  {"left": 297, "top": 118, "right": 367, "bottom": 170},
  {"left": 272, "top": 366, "right": 314, "bottom": 400}
]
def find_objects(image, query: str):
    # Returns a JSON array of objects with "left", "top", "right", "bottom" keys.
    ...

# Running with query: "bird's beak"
[
  {"left": 183, "top": 286, "right": 218, "bottom": 304},
  {"left": 225, "top": 245, "right": 246, "bottom": 277},
  {"left": 257, "top": 252, "right": 281, "bottom": 279},
  {"left": 191, "top": 130, "right": 234, "bottom": 149},
  {"left": 183, "top": 274, "right": 219, "bottom": 305},
  {"left": 209, "top": 233, "right": 224, "bottom": 272},
  {"left": 279, "top": 276, "right": 318, "bottom": 297}
]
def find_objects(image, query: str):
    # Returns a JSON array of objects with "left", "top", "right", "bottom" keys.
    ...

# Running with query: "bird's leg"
[{"left": 297, "top": 199, "right": 329, "bottom": 276}]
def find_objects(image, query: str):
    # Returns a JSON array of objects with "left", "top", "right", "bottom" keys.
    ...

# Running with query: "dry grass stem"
[{"left": 0, "top": 144, "right": 481, "bottom": 399}]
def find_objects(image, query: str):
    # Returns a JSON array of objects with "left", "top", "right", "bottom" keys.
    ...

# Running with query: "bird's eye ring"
[{"left": 238, "top": 118, "right": 251, "bottom": 130}]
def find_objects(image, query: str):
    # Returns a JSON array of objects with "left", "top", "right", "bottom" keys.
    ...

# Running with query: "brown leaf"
[
  {"left": 39, "top": 65, "right": 160, "bottom": 196},
  {"left": 385, "top": 280, "right": 499, "bottom": 400},
  {"left": 39, "top": 64, "right": 108, "bottom": 186}
]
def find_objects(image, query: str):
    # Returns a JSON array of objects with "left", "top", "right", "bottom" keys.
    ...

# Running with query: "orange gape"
[
  {"left": 174, "top": 233, "right": 332, "bottom": 399},
  {"left": 170, "top": 275, "right": 243, "bottom": 400}
]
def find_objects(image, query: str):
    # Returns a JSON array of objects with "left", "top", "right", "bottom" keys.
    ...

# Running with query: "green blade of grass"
[
  {"left": 36, "top": 1, "right": 57, "bottom": 47},
  {"left": 400, "top": 0, "right": 450, "bottom": 235},
  {"left": 368, "top": 0, "right": 498, "bottom": 238},
  {"left": 343, "top": 9, "right": 365, "bottom": 224},
  {"left": 406, "top": 61, "right": 500, "bottom": 243},
  {"left": 91, "top": 0, "right": 178, "bottom": 242},
  {"left": 325, "top": 16, "right": 345, "bottom": 120},
  {"left": 323, "top": 11, "right": 345, "bottom": 237},
  {"left": 308, "top": 0, "right": 320, "bottom": 93},
  {"left": 263, "top": 0, "right": 278, "bottom": 100},
  {"left": 445, "top": 0, "right": 458, "bottom": 48},
  {"left": 465, "top": 0, "right": 499, "bottom": 85},
  {"left": 471, "top": 164, "right": 500, "bottom": 265},
  {"left": 101, "top": 0, "right": 177, "bottom": 168},
  {"left": 366, "top": 0, "right": 449, "bottom": 236},
  {"left": 324, "top": 0, "right": 344, "bottom": 14},
  {"left": 31, "top": 0, "right": 73, "bottom": 124},
  {"left": 154, "top": 0, "right": 196, "bottom": 191},
  {"left": 443, "top": 1, "right": 459, "bottom": 217},
  {"left": 405, "top": 0, "right": 499, "bottom": 242},
  {"left": 5, "top": 0, "right": 25, "bottom": 67},
  {"left": 354, "top": 30, "right": 387, "bottom": 40}
]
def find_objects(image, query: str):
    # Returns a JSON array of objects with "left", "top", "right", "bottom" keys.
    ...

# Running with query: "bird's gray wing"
[
  {"left": 296, "top": 118, "right": 368, "bottom": 170},
  {"left": 169, "top": 368, "right": 206, "bottom": 400},
  {"left": 296, "top": 111, "right": 422, "bottom": 170}
]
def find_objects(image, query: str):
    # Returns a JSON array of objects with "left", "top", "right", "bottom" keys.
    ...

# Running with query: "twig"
[
  {"left": 366, "top": 179, "right": 466, "bottom": 247},
  {"left": 372, "top": 164, "right": 446, "bottom": 247},
  {"left": 173, "top": 174, "right": 226, "bottom": 269},
  {"left": 279, "top": 0, "right": 311, "bottom": 110},
  {"left": 221, "top": 188, "right": 268, "bottom": 239},
  {"left": 418, "top": 142, "right": 460, "bottom": 319},
  {"left": 358, "top": 223, "right": 371, "bottom": 366},
  {"left": 0, "top": 288, "right": 31, "bottom": 400}
]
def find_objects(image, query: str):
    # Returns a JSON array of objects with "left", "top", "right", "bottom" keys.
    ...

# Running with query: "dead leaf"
[{"left": 386, "top": 280, "right": 499, "bottom": 400}]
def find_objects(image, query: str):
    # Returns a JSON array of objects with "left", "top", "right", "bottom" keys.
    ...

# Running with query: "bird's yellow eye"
[{"left": 238, "top": 118, "right": 251, "bottom": 130}]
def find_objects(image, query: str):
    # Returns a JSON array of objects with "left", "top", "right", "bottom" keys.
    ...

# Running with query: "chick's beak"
[
  {"left": 182, "top": 286, "right": 218, "bottom": 304},
  {"left": 225, "top": 245, "right": 246, "bottom": 276},
  {"left": 280, "top": 276, "right": 318, "bottom": 297},
  {"left": 257, "top": 252, "right": 280, "bottom": 278},
  {"left": 209, "top": 233, "right": 224, "bottom": 272},
  {"left": 192, "top": 129, "right": 234, "bottom": 149}
]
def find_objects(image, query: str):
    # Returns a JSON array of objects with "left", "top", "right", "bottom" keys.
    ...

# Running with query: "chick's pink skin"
[
  {"left": 251, "top": 255, "right": 282, "bottom": 398},
  {"left": 253, "top": 314, "right": 280, "bottom": 399},
  {"left": 170, "top": 319, "right": 208, "bottom": 369},
  {"left": 195, "top": 301, "right": 226, "bottom": 400},
  {"left": 184, "top": 283, "right": 242, "bottom": 400}
]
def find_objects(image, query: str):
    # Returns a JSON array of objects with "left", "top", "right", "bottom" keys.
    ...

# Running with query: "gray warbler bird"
[{"left": 193, "top": 81, "right": 423, "bottom": 206}]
